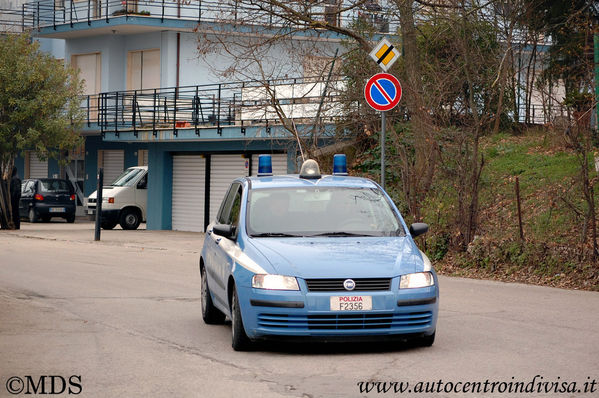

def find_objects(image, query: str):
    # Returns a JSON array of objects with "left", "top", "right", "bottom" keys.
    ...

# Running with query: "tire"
[
  {"left": 119, "top": 208, "right": 141, "bottom": 230},
  {"left": 29, "top": 208, "right": 39, "bottom": 223},
  {"left": 201, "top": 267, "right": 225, "bottom": 324},
  {"left": 419, "top": 331, "right": 435, "bottom": 347},
  {"left": 101, "top": 221, "right": 117, "bottom": 230},
  {"left": 231, "top": 287, "right": 251, "bottom": 351},
  {"left": 66, "top": 215, "right": 75, "bottom": 223}
]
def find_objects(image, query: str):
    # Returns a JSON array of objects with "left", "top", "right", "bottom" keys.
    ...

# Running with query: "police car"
[{"left": 200, "top": 155, "right": 438, "bottom": 350}]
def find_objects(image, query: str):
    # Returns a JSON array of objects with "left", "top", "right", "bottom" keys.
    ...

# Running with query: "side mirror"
[
  {"left": 213, "top": 223, "right": 236, "bottom": 239},
  {"left": 409, "top": 223, "right": 429, "bottom": 237}
]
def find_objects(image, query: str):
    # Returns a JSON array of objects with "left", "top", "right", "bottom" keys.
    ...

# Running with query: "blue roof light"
[
  {"left": 333, "top": 154, "right": 348, "bottom": 176},
  {"left": 257, "top": 155, "right": 273, "bottom": 176}
]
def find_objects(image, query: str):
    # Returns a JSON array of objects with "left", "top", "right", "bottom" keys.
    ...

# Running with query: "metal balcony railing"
[
  {"left": 80, "top": 77, "right": 347, "bottom": 137},
  {"left": 16, "top": 0, "right": 394, "bottom": 34}
]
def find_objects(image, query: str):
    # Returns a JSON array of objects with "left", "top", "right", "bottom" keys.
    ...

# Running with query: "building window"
[{"left": 127, "top": 49, "right": 160, "bottom": 91}]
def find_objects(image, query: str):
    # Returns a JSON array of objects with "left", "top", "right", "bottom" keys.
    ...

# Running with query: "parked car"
[
  {"left": 19, "top": 179, "right": 76, "bottom": 223},
  {"left": 199, "top": 155, "right": 438, "bottom": 351},
  {"left": 86, "top": 166, "right": 147, "bottom": 230}
]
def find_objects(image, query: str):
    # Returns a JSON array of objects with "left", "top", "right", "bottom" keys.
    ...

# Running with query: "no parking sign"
[{"left": 364, "top": 73, "right": 402, "bottom": 111}]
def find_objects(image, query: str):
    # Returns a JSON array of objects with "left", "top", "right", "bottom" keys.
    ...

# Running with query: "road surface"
[{"left": 1, "top": 223, "right": 598, "bottom": 397}]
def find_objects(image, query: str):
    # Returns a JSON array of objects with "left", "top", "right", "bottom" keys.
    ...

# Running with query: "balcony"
[
  {"left": 17, "top": 0, "right": 394, "bottom": 38},
  {"left": 80, "top": 77, "right": 349, "bottom": 141}
]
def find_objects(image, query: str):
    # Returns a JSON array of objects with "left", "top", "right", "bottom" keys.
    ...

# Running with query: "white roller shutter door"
[
  {"left": 172, "top": 155, "right": 206, "bottom": 232},
  {"left": 102, "top": 150, "right": 124, "bottom": 184},
  {"left": 29, "top": 153, "right": 48, "bottom": 178},
  {"left": 251, "top": 153, "right": 288, "bottom": 176},
  {"left": 209, "top": 155, "right": 249, "bottom": 223}
]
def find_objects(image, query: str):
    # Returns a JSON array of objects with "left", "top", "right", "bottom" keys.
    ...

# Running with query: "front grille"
[
  {"left": 305, "top": 278, "right": 391, "bottom": 292},
  {"left": 257, "top": 311, "right": 432, "bottom": 331},
  {"left": 88, "top": 198, "right": 96, "bottom": 204}
]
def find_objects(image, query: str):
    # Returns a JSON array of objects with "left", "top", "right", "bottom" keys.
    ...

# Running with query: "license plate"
[
  {"left": 49, "top": 207, "right": 65, "bottom": 213},
  {"left": 87, "top": 209, "right": 94, "bottom": 215},
  {"left": 330, "top": 296, "right": 372, "bottom": 311}
]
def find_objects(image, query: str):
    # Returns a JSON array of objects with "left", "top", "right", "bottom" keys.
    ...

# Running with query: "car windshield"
[
  {"left": 111, "top": 168, "right": 144, "bottom": 187},
  {"left": 247, "top": 187, "right": 404, "bottom": 237},
  {"left": 39, "top": 179, "right": 71, "bottom": 193}
]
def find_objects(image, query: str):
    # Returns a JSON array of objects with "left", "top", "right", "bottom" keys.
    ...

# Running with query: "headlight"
[
  {"left": 252, "top": 274, "right": 299, "bottom": 290},
  {"left": 102, "top": 197, "right": 115, "bottom": 203},
  {"left": 400, "top": 272, "right": 434, "bottom": 289}
]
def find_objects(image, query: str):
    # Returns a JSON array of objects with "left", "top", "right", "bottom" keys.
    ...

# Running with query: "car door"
[
  {"left": 19, "top": 180, "right": 34, "bottom": 217},
  {"left": 135, "top": 171, "right": 147, "bottom": 220},
  {"left": 205, "top": 182, "right": 243, "bottom": 308}
]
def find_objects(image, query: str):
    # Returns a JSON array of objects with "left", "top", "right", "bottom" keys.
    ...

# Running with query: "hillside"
[{"left": 352, "top": 129, "right": 599, "bottom": 291}]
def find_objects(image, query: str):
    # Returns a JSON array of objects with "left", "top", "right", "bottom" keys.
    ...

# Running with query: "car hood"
[
  {"left": 247, "top": 237, "right": 424, "bottom": 278},
  {"left": 88, "top": 186, "right": 126, "bottom": 200}
]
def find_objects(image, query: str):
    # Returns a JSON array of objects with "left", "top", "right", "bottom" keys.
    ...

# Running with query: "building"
[{"left": 3, "top": 0, "right": 391, "bottom": 231}]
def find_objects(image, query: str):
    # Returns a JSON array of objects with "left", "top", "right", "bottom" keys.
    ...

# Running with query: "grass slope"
[{"left": 435, "top": 130, "right": 599, "bottom": 291}]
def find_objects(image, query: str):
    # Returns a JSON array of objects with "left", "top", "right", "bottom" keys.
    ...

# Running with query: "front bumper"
[
  {"left": 86, "top": 206, "right": 120, "bottom": 224},
  {"left": 237, "top": 276, "right": 438, "bottom": 340}
]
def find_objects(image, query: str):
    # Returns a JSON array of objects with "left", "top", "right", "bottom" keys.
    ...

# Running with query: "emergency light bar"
[
  {"left": 257, "top": 155, "right": 273, "bottom": 176},
  {"left": 332, "top": 154, "right": 348, "bottom": 176}
]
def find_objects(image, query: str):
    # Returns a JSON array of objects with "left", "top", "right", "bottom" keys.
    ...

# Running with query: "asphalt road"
[{"left": 1, "top": 223, "right": 598, "bottom": 397}]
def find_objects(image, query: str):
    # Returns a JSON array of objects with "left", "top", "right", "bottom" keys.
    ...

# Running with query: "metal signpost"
[
  {"left": 366, "top": 38, "right": 402, "bottom": 189},
  {"left": 94, "top": 168, "right": 103, "bottom": 241}
]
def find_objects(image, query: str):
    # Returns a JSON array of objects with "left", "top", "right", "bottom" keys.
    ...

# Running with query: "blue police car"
[{"left": 199, "top": 155, "right": 438, "bottom": 350}]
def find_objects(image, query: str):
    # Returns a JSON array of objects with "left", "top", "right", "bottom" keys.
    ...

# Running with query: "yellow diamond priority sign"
[{"left": 369, "top": 37, "right": 400, "bottom": 72}]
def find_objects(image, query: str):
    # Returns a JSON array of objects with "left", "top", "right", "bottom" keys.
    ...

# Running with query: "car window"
[
  {"left": 228, "top": 188, "right": 242, "bottom": 228},
  {"left": 111, "top": 168, "right": 145, "bottom": 187},
  {"left": 137, "top": 174, "right": 147, "bottom": 189},
  {"left": 22, "top": 181, "right": 35, "bottom": 194},
  {"left": 39, "top": 180, "right": 71, "bottom": 193},
  {"left": 217, "top": 183, "right": 241, "bottom": 225},
  {"left": 247, "top": 187, "right": 404, "bottom": 237}
]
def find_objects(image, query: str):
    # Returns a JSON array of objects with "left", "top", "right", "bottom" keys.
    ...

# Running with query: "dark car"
[{"left": 19, "top": 179, "right": 76, "bottom": 223}]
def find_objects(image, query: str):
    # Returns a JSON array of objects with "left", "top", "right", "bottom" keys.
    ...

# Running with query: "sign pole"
[
  {"left": 381, "top": 111, "right": 386, "bottom": 190},
  {"left": 94, "top": 168, "right": 103, "bottom": 241}
]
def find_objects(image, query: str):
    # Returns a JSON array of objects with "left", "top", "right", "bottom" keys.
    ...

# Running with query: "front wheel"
[
  {"left": 418, "top": 331, "right": 435, "bottom": 347},
  {"left": 231, "top": 288, "right": 251, "bottom": 351},
  {"left": 119, "top": 209, "right": 141, "bottom": 230},
  {"left": 101, "top": 221, "right": 117, "bottom": 230}
]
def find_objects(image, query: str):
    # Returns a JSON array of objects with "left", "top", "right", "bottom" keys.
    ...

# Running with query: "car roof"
[{"left": 244, "top": 174, "right": 380, "bottom": 190}]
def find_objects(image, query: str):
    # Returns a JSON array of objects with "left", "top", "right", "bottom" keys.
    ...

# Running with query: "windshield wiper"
[
  {"left": 308, "top": 232, "right": 374, "bottom": 237},
  {"left": 251, "top": 232, "right": 300, "bottom": 237}
]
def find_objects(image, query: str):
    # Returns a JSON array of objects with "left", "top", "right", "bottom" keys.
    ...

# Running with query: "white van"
[{"left": 86, "top": 166, "right": 147, "bottom": 230}]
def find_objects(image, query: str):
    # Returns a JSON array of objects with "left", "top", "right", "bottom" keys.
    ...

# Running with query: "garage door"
[
  {"left": 250, "top": 153, "right": 288, "bottom": 176},
  {"left": 102, "top": 150, "right": 124, "bottom": 185},
  {"left": 209, "top": 155, "right": 249, "bottom": 223},
  {"left": 172, "top": 155, "right": 206, "bottom": 232},
  {"left": 29, "top": 152, "right": 48, "bottom": 178}
]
